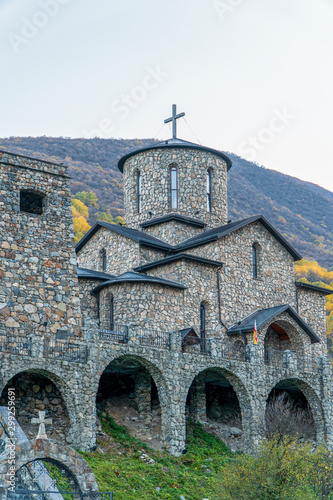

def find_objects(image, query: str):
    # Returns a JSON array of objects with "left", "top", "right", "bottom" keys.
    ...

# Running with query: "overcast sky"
[{"left": 1, "top": 0, "right": 333, "bottom": 192}]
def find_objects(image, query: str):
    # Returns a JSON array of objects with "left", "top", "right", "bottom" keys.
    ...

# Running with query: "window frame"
[
  {"left": 252, "top": 244, "right": 258, "bottom": 279},
  {"left": 170, "top": 165, "right": 178, "bottom": 209},
  {"left": 137, "top": 171, "right": 142, "bottom": 214},
  {"left": 101, "top": 248, "right": 107, "bottom": 272},
  {"left": 206, "top": 169, "right": 212, "bottom": 212},
  {"left": 200, "top": 302, "right": 206, "bottom": 351}
]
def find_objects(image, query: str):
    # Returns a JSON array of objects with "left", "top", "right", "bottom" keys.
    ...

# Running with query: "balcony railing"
[
  {"left": 264, "top": 348, "right": 286, "bottom": 368},
  {"left": 222, "top": 343, "right": 246, "bottom": 362},
  {"left": 182, "top": 338, "right": 211, "bottom": 356},
  {"left": 0, "top": 335, "right": 32, "bottom": 356},
  {"left": 43, "top": 338, "right": 88, "bottom": 363},
  {"left": 137, "top": 327, "right": 171, "bottom": 350},
  {"left": 99, "top": 323, "right": 128, "bottom": 344}
]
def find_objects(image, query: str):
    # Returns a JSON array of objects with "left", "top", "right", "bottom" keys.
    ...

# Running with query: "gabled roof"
[
  {"left": 75, "top": 215, "right": 301, "bottom": 262},
  {"left": 134, "top": 253, "right": 222, "bottom": 273},
  {"left": 92, "top": 271, "right": 186, "bottom": 294},
  {"left": 178, "top": 327, "right": 200, "bottom": 341},
  {"left": 75, "top": 221, "right": 172, "bottom": 253},
  {"left": 174, "top": 215, "right": 302, "bottom": 261},
  {"left": 140, "top": 213, "right": 206, "bottom": 229},
  {"left": 117, "top": 138, "right": 232, "bottom": 172},
  {"left": 227, "top": 304, "right": 320, "bottom": 343},
  {"left": 296, "top": 281, "right": 333, "bottom": 295},
  {"left": 77, "top": 267, "right": 115, "bottom": 281}
]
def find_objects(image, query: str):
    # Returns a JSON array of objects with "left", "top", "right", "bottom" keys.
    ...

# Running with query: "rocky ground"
[{"left": 97, "top": 394, "right": 244, "bottom": 453}]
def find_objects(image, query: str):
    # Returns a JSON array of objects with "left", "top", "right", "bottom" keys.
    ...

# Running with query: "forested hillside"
[{"left": 1, "top": 136, "right": 333, "bottom": 269}]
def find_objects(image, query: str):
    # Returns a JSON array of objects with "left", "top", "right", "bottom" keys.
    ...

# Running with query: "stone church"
[{"left": 0, "top": 107, "right": 333, "bottom": 475}]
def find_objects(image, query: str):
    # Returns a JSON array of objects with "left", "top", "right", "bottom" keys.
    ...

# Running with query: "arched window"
[
  {"left": 110, "top": 295, "right": 114, "bottom": 331},
  {"left": 252, "top": 244, "right": 258, "bottom": 279},
  {"left": 200, "top": 303, "right": 206, "bottom": 351},
  {"left": 101, "top": 248, "right": 107, "bottom": 272},
  {"left": 20, "top": 190, "right": 44, "bottom": 215},
  {"left": 137, "top": 171, "right": 142, "bottom": 214},
  {"left": 207, "top": 170, "right": 212, "bottom": 212},
  {"left": 170, "top": 165, "right": 178, "bottom": 209}
]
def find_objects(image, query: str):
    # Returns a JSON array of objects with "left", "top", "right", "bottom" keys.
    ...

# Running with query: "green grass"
[{"left": 80, "top": 415, "right": 232, "bottom": 500}]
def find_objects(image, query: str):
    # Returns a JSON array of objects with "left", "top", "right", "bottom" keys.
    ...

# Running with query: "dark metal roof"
[
  {"left": 92, "top": 271, "right": 187, "bottom": 293},
  {"left": 117, "top": 138, "right": 232, "bottom": 172},
  {"left": 75, "top": 221, "right": 172, "bottom": 253},
  {"left": 140, "top": 213, "right": 206, "bottom": 229},
  {"left": 227, "top": 304, "right": 320, "bottom": 343},
  {"left": 77, "top": 267, "right": 115, "bottom": 281},
  {"left": 134, "top": 253, "right": 222, "bottom": 273},
  {"left": 296, "top": 281, "right": 333, "bottom": 295},
  {"left": 174, "top": 215, "right": 302, "bottom": 261},
  {"left": 76, "top": 216, "right": 301, "bottom": 262},
  {"left": 178, "top": 327, "right": 199, "bottom": 341}
]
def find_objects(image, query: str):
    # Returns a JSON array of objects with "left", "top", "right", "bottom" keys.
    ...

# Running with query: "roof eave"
[{"left": 118, "top": 142, "right": 232, "bottom": 172}]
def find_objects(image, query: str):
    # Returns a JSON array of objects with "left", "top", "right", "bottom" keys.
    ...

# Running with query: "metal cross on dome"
[{"left": 164, "top": 104, "right": 185, "bottom": 139}]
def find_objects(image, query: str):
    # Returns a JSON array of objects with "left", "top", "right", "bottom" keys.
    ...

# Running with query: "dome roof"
[{"left": 117, "top": 138, "right": 232, "bottom": 172}]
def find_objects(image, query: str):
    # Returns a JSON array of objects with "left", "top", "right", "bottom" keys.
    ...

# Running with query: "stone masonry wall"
[
  {"left": 0, "top": 152, "right": 82, "bottom": 339},
  {"left": 145, "top": 260, "right": 222, "bottom": 335},
  {"left": 143, "top": 220, "right": 204, "bottom": 245},
  {"left": 77, "top": 227, "right": 167, "bottom": 275},
  {"left": 186, "top": 221, "right": 299, "bottom": 327},
  {"left": 297, "top": 287, "right": 328, "bottom": 355},
  {"left": 99, "top": 282, "right": 184, "bottom": 332},
  {"left": 122, "top": 148, "right": 228, "bottom": 229}
]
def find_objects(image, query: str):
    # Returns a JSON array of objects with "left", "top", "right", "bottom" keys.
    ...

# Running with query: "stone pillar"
[
  {"left": 246, "top": 344, "right": 261, "bottom": 364},
  {"left": 189, "top": 375, "right": 207, "bottom": 423},
  {"left": 283, "top": 350, "right": 297, "bottom": 371},
  {"left": 162, "top": 401, "right": 186, "bottom": 456},
  {"left": 135, "top": 369, "right": 152, "bottom": 415},
  {"left": 318, "top": 356, "right": 333, "bottom": 448},
  {"left": 170, "top": 331, "right": 182, "bottom": 352}
]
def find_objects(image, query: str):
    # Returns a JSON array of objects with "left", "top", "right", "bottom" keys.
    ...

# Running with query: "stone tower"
[
  {"left": 119, "top": 138, "right": 232, "bottom": 232},
  {"left": 0, "top": 150, "right": 82, "bottom": 340}
]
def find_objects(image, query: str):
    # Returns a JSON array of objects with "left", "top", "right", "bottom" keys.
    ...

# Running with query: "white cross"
[{"left": 31, "top": 411, "right": 52, "bottom": 440}]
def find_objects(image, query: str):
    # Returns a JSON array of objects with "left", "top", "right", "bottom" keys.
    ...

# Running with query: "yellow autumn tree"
[{"left": 71, "top": 198, "right": 91, "bottom": 244}]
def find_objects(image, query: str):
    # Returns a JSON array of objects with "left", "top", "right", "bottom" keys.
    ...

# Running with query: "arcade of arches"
[{"left": 96, "top": 357, "right": 163, "bottom": 450}]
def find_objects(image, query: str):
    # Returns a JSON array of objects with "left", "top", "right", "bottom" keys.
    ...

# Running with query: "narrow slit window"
[
  {"left": 101, "top": 249, "right": 107, "bottom": 272},
  {"left": 170, "top": 166, "right": 178, "bottom": 209},
  {"left": 137, "top": 172, "right": 142, "bottom": 213},
  {"left": 110, "top": 296, "right": 114, "bottom": 331},
  {"left": 207, "top": 170, "right": 212, "bottom": 212},
  {"left": 252, "top": 245, "right": 258, "bottom": 279},
  {"left": 20, "top": 190, "right": 44, "bottom": 215},
  {"left": 200, "top": 302, "right": 206, "bottom": 352}
]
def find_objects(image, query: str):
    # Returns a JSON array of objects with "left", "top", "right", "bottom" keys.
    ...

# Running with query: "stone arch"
[
  {"left": 263, "top": 318, "right": 306, "bottom": 356},
  {"left": 0, "top": 439, "right": 99, "bottom": 493},
  {"left": 0, "top": 368, "right": 78, "bottom": 445},
  {"left": 95, "top": 354, "right": 170, "bottom": 449},
  {"left": 184, "top": 365, "right": 254, "bottom": 447},
  {"left": 265, "top": 377, "right": 326, "bottom": 442}
]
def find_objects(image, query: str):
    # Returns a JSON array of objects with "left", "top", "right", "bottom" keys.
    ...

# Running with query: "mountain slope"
[{"left": 1, "top": 136, "right": 333, "bottom": 269}]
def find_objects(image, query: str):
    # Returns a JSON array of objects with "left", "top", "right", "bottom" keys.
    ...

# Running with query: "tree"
[
  {"left": 74, "top": 191, "right": 98, "bottom": 207},
  {"left": 71, "top": 198, "right": 91, "bottom": 244}
]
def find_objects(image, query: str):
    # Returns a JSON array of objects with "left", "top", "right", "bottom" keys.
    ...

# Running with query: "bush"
[{"left": 217, "top": 437, "right": 333, "bottom": 500}]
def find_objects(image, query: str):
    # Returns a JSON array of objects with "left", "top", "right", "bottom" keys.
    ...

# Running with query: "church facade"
[{"left": 1, "top": 117, "right": 333, "bottom": 457}]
